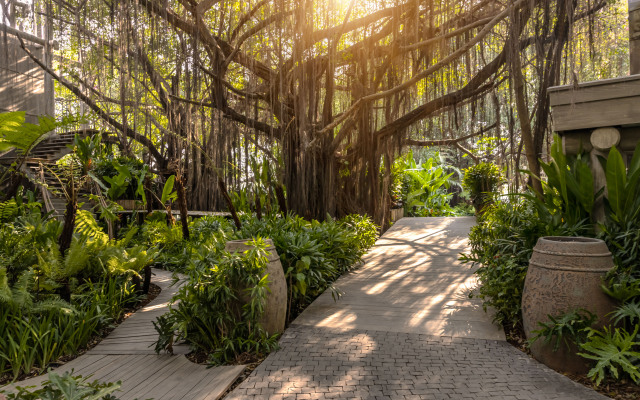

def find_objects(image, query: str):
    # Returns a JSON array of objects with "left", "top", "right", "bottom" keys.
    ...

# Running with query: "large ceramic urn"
[
  {"left": 225, "top": 239, "right": 287, "bottom": 336},
  {"left": 521, "top": 236, "right": 615, "bottom": 374}
]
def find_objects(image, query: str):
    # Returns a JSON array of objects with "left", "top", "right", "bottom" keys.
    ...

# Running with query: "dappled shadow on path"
[{"left": 294, "top": 217, "right": 502, "bottom": 340}]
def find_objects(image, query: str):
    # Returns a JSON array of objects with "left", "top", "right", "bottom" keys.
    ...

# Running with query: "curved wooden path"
[{"left": 3, "top": 269, "right": 244, "bottom": 400}]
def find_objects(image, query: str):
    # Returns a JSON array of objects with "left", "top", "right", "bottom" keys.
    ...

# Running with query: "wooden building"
[{"left": 548, "top": 0, "right": 640, "bottom": 221}]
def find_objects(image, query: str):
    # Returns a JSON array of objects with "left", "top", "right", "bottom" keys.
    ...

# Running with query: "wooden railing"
[{"left": 38, "top": 162, "right": 56, "bottom": 214}]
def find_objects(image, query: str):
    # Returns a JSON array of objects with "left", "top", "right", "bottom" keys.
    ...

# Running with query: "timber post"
[{"left": 631, "top": 0, "right": 640, "bottom": 75}]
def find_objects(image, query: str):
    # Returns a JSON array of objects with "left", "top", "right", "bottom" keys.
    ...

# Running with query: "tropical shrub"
[
  {"left": 92, "top": 156, "right": 148, "bottom": 201},
  {"left": 396, "top": 151, "right": 462, "bottom": 217},
  {"left": 153, "top": 238, "right": 279, "bottom": 364},
  {"left": 462, "top": 162, "right": 503, "bottom": 214},
  {"left": 0, "top": 196, "right": 156, "bottom": 381},
  {"left": 578, "top": 326, "right": 640, "bottom": 386},
  {"left": 0, "top": 271, "right": 141, "bottom": 380},
  {"left": 238, "top": 213, "right": 378, "bottom": 320},
  {"left": 461, "top": 198, "right": 546, "bottom": 328},
  {"left": 533, "top": 135, "right": 596, "bottom": 235}
]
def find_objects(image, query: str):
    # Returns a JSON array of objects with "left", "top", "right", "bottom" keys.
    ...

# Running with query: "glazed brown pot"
[
  {"left": 521, "top": 236, "right": 615, "bottom": 374},
  {"left": 225, "top": 239, "right": 287, "bottom": 336}
]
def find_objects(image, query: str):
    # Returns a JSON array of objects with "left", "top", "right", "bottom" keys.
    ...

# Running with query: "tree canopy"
[{"left": 2, "top": 0, "right": 630, "bottom": 224}]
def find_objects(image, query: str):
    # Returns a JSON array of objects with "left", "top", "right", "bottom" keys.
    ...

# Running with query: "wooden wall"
[{"left": 0, "top": 34, "right": 54, "bottom": 123}]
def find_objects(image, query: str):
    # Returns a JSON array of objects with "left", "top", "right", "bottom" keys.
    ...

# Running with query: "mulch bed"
[
  {"left": 0, "top": 283, "right": 161, "bottom": 386},
  {"left": 505, "top": 324, "right": 640, "bottom": 400}
]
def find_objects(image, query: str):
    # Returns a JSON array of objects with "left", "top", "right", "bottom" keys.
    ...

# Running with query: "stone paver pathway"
[
  {"left": 226, "top": 217, "right": 609, "bottom": 400},
  {"left": 4, "top": 269, "right": 244, "bottom": 400}
]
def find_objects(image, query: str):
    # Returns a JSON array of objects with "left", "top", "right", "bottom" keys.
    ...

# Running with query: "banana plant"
[
  {"left": 600, "top": 143, "right": 640, "bottom": 226},
  {"left": 530, "top": 134, "right": 598, "bottom": 231}
]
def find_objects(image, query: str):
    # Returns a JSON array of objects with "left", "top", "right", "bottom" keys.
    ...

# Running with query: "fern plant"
[{"left": 0, "top": 112, "right": 81, "bottom": 190}]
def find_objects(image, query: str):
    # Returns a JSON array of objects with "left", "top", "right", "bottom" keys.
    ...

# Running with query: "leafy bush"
[
  {"left": 533, "top": 135, "right": 596, "bottom": 234},
  {"left": 0, "top": 198, "right": 155, "bottom": 381},
  {"left": 460, "top": 198, "right": 546, "bottom": 327},
  {"left": 395, "top": 151, "right": 461, "bottom": 217},
  {"left": 462, "top": 162, "right": 503, "bottom": 214},
  {"left": 238, "top": 213, "right": 378, "bottom": 320},
  {"left": 92, "top": 157, "right": 148, "bottom": 201},
  {"left": 153, "top": 238, "right": 278, "bottom": 364},
  {"left": 0, "top": 272, "right": 141, "bottom": 380}
]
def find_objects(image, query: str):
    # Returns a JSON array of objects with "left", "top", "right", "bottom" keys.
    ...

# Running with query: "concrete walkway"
[
  {"left": 4, "top": 269, "right": 244, "bottom": 400},
  {"left": 226, "top": 217, "right": 609, "bottom": 400}
]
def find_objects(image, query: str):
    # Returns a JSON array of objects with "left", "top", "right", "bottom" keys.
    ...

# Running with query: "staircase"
[{"left": 0, "top": 132, "right": 94, "bottom": 219}]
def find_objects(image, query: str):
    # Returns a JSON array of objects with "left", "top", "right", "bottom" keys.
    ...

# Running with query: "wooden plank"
[
  {"left": 109, "top": 355, "right": 178, "bottom": 395},
  {"left": 192, "top": 365, "right": 245, "bottom": 400},
  {"left": 122, "top": 356, "right": 193, "bottom": 399},
  {"left": 551, "top": 96, "right": 640, "bottom": 131},
  {"left": 92, "top": 355, "right": 165, "bottom": 385},
  {"left": 548, "top": 74, "right": 640, "bottom": 106}
]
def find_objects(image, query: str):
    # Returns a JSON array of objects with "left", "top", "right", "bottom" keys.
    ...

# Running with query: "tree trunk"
[{"left": 175, "top": 173, "right": 190, "bottom": 240}]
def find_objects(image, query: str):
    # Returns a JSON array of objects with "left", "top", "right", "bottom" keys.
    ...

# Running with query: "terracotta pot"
[
  {"left": 225, "top": 239, "right": 287, "bottom": 336},
  {"left": 522, "top": 236, "right": 615, "bottom": 374}
]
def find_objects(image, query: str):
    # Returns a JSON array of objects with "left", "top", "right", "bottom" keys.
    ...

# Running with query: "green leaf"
[
  {"left": 629, "top": 142, "right": 640, "bottom": 177},
  {"left": 161, "top": 175, "right": 177, "bottom": 204},
  {"left": 605, "top": 147, "right": 627, "bottom": 218}
]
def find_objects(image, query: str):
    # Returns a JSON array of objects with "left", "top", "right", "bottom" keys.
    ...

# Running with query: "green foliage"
[
  {"left": 529, "top": 308, "right": 597, "bottom": 352},
  {"left": 0, "top": 270, "right": 140, "bottom": 380},
  {"left": 2, "top": 371, "right": 126, "bottom": 400},
  {"left": 230, "top": 156, "right": 283, "bottom": 215},
  {"left": 153, "top": 238, "right": 278, "bottom": 364},
  {"left": 600, "top": 144, "right": 640, "bottom": 226},
  {"left": 611, "top": 301, "right": 640, "bottom": 327},
  {"left": 238, "top": 214, "right": 378, "bottom": 320},
  {"left": 0, "top": 194, "right": 156, "bottom": 380},
  {"left": 395, "top": 151, "right": 461, "bottom": 217},
  {"left": 461, "top": 162, "right": 503, "bottom": 214},
  {"left": 460, "top": 198, "right": 546, "bottom": 327},
  {"left": 160, "top": 175, "right": 177, "bottom": 205},
  {"left": 0, "top": 112, "right": 79, "bottom": 154},
  {"left": 578, "top": 326, "right": 640, "bottom": 386},
  {"left": 0, "top": 112, "right": 81, "bottom": 187},
  {"left": 531, "top": 135, "right": 596, "bottom": 234},
  {"left": 92, "top": 157, "right": 149, "bottom": 202}
]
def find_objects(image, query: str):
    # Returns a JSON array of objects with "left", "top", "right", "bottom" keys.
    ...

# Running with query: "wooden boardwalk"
[{"left": 3, "top": 269, "right": 244, "bottom": 400}]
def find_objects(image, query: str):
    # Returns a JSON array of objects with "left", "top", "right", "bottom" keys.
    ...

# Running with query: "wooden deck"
[{"left": 2, "top": 269, "right": 244, "bottom": 400}]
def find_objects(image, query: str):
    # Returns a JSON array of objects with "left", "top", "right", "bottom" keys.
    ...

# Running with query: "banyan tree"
[{"left": 2, "top": 0, "right": 628, "bottom": 225}]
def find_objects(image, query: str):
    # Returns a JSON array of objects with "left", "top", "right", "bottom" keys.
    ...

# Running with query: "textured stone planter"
[
  {"left": 225, "top": 239, "right": 287, "bottom": 336},
  {"left": 522, "top": 236, "right": 615, "bottom": 374}
]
